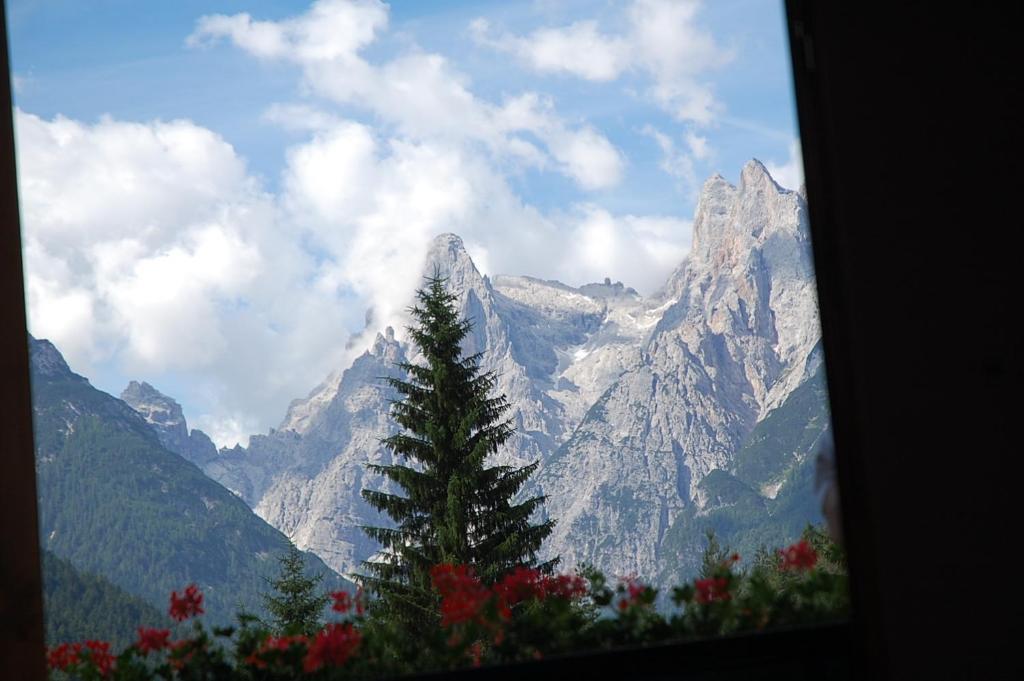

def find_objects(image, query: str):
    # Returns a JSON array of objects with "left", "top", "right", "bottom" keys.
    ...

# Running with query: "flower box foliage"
[{"left": 46, "top": 527, "right": 848, "bottom": 679}]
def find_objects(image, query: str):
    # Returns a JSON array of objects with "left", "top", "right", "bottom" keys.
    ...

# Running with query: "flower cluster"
[
  {"left": 431, "top": 564, "right": 493, "bottom": 627},
  {"left": 304, "top": 623, "right": 362, "bottom": 673},
  {"left": 432, "top": 564, "right": 589, "bottom": 628},
  {"left": 244, "top": 634, "right": 309, "bottom": 670},
  {"left": 47, "top": 640, "right": 115, "bottom": 677},
  {"left": 779, "top": 539, "right": 818, "bottom": 570},
  {"left": 330, "top": 587, "right": 365, "bottom": 615},
  {"left": 47, "top": 642, "right": 82, "bottom": 672},
  {"left": 42, "top": 531, "right": 847, "bottom": 679},
  {"left": 135, "top": 627, "right": 171, "bottom": 655},
  {"left": 616, "top": 575, "right": 654, "bottom": 611},
  {"left": 86, "top": 641, "right": 116, "bottom": 676},
  {"left": 694, "top": 577, "right": 731, "bottom": 604},
  {"left": 492, "top": 566, "right": 587, "bottom": 615},
  {"left": 169, "top": 583, "right": 204, "bottom": 621}
]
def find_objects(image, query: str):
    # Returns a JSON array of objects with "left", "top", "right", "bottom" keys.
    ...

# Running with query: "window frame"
[{"left": 5, "top": 0, "right": 1018, "bottom": 678}]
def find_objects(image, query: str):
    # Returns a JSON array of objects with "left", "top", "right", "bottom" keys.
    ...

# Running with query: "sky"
[{"left": 7, "top": 0, "right": 803, "bottom": 447}]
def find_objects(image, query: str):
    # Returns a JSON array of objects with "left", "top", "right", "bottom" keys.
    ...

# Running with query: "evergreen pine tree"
[
  {"left": 261, "top": 544, "right": 330, "bottom": 636},
  {"left": 358, "top": 274, "right": 555, "bottom": 630}
]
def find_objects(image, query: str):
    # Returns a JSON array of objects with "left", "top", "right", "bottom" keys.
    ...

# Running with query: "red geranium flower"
[
  {"left": 331, "top": 590, "right": 352, "bottom": 613},
  {"left": 84, "top": 640, "right": 115, "bottom": 677},
  {"left": 335, "top": 585, "right": 356, "bottom": 614},
  {"left": 431, "top": 564, "right": 491, "bottom": 627},
  {"left": 304, "top": 623, "right": 361, "bottom": 673},
  {"left": 540, "top": 573, "right": 588, "bottom": 600},
  {"left": 694, "top": 577, "right": 731, "bottom": 604},
  {"left": 264, "top": 634, "right": 309, "bottom": 652},
  {"left": 247, "top": 634, "right": 308, "bottom": 669},
  {"left": 779, "top": 540, "right": 818, "bottom": 571},
  {"left": 136, "top": 627, "right": 171, "bottom": 655},
  {"left": 169, "top": 583, "right": 204, "bottom": 621},
  {"left": 494, "top": 566, "right": 542, "bottom": 608},
  {"left": 617, "top": 575, "right": 650, "bottom": 610},
  {"left": 47, "top": 642, "right": 82, "bottom": 671}
]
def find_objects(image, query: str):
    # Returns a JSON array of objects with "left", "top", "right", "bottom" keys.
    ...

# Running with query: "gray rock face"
[
  {"left": 120, "top": 381, "right": 218, "bottom": 467},
  {"left": 534, "top": 160, "right": 821, "bottom": 577},
  {"left": 158, "top": 160, "right": 824, "bottom": 582}
]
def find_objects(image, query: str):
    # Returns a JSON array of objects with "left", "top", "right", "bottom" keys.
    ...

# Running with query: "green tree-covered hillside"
[
  {"left": 42, "top": 550, "right": 165, "bottom": 647},
  {"left": 29, "top": 335, "right": 346, "bottom": 626}
]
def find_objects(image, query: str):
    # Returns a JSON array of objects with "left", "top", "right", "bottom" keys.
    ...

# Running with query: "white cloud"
[
  {"left": 276, "top": 114, "right": 683, "bottom": 353},
  {"left": 470, "top": 18, "right": 628, "bottom": 81},
  {"left": 685, "top": 130, "right": 711, "bottom": 161},
  {"left": 545, "top": 125, "right": 625, "bottom": 190},
  {"left": 765, "top": 140, "right": 804, "bottom": 191},
  {"left": 568, "top": 207, "right": 692, "bottom": 293},
  {"left": 18, "top": 105, "right": 687, "bottom": 445},
  {"left": 641, "top": 124, "right": 713, "bottom": 195},
  {"left": 15, "top": 110, "right": 354, "bottom": 447},
  {"left": 18, "top": 1, "right": 709, "bottom": 446},
  {"left": 471, "top": 0, "right": 732, "bottom": 125},
  {"left": 189, "top": 0, "right": 624, "bottom": 191},
  {"left": 187, "top": 0, "right": 387, "bottom": 62}
]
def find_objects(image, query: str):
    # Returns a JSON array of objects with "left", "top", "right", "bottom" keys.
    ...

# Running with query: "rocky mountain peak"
[
  {"left": 690, "top": 159, "right": 800, "bottom": 268},
  {"left": 186, "top": 163, "right": 825, "bottom": 583},
  {"left": 121, "top": 380, "right": 217, "bottom": 467},
  {"left": 28, "top": 335, "right": 78, "bottom": 380},
  {"left": 739, "top": 158, "right": 778, "bottom": 191},
  {"left": 423, "top": 232, "right": 489, "bottom": 296},
  {"left": 370, "top": 326, "right": 402, "bottom": 363},
  {"left": 121, "top": 381, "right": 184, "bottom": 423}
]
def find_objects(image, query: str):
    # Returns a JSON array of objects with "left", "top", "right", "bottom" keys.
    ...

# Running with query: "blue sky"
[{"left": 7, "top": 0, "right": 803, "bottom": 446}]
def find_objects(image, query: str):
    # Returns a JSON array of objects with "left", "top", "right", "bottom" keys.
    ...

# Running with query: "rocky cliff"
[{"left": 126, "top": 161, "right": 827, "bottom": 583}]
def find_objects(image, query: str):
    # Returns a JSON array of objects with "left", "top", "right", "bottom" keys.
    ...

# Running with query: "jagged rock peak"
[
  {"left": 371, "top": 326, "right": 400, "bottom": 360},
  {"left": 690, "top": 158, "right": 799, "bottom": 265},
  {"left": 122, "top": 380, "right": 177, "bottom": 406},
  {"left": 28, "top": 335, "right": 75, "bottom": 379},
  {"left": 739, "top": 158, "right": 778, "bottom": 189},
  {"left": 121, "top": 380, "right": 185, "bottom": 419},
  {"left": 121, "top": 380, "right": 186, "bottom": 431},
  {"left": 425, "top": 233, "right": 472, "bottom": 271},
  {"left": 422, "top": 232, "right": 488, "bottom": 296},
  {"left": 121, "top": 380, "right": 219, "bottom": 465}
]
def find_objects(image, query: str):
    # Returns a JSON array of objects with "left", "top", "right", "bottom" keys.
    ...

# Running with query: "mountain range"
[{"left": 112, "top": 159, "right": 829, "bottom": 583}]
